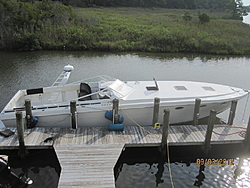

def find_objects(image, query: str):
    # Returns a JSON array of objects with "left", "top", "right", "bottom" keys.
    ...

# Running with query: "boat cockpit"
[{"left": 1, "top": 76, "right": 133, "bottom": 113}]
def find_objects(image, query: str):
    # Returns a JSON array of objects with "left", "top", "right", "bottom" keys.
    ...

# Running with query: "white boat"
[{"left": 0, "top": 65, "right": 248, "bottom": 128}]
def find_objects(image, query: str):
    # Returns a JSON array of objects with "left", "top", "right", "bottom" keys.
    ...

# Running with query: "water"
[
  {"left": 0, "top": 51, "right": 250, "bottom": 187},
  {"left": 115, "top": 146, "right": 250, "bottom": 188},
  {"left": 0, "top": 148, "right": 61, "bottom": 188},
  {"left": 116, "top": 161, "right": 250, "bottom": 188}
]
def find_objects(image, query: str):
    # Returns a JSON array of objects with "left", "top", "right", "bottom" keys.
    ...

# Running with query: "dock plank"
[
  {"left": 0, "top": 124, "right": 247, "bottom": 147},
  {"left": 54, "top": 144, "right": 123, "bottom": 188}
]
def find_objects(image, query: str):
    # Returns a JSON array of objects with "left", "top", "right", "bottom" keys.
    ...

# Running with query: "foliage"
[
  {"left": 57, "top": 0, "right": 247, "bottom": 20},
  {"left": 225, "top": 0, "right": 247, "bottom": 19},
  {"left": 182, "top": 12, "right": 192, "bottom": 21},
  {"left": 0, "top": 0, "right": 250, "bottom": 55},
  {"left": 54, "top": 0, "right": 238, "bottom": 10},
  {"left": 0, "top": 0, "right": 74, "bottom": 51},
  {"left": 235, "top": 0, "right": 248, "bottom": 18},
  {"left": 198, "top": 13, "right": 210, "bottom": 24}
]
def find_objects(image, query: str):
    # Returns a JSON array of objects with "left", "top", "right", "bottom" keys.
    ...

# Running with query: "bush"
[
  {"left": 198, "top": 13, "right": 210, "bottom": 24},
  {"left": 12, "top": 32, "right": 42, "bottom": 51},
  {"left": 182, "top": 12, "right": 192, "bottom": 21}
]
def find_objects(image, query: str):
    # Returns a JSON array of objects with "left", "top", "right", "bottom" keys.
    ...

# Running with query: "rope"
[
  {"left": 119, "top": 106, "right": 174, "bottom": 188},
  {"left": 212, "top": 125, "right": 246, "bottom": 136},
  {"left": 119, "top": 107, "right": 161, "bottom": 140},
  {"left": 212, "top": 130, "right": 246, "bottom": 136},
  {"left": 166, "top": 140, "right": 175, "bottom": 188},
  {"left": 38, "top": 114, "right": 70, "bottom": 125}
]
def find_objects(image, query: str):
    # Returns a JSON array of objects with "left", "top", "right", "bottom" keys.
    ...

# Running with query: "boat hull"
[
  {"left": 1, "top": 76, "right": 248, "bottom": 128},
  {"left": 0, "top": 101, "right": 231, "bottom": 128}
]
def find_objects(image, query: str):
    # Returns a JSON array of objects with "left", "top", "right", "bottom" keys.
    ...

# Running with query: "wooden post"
[
  {"left": 25, "top": 99, "right": 34, "bottom": 129},
  {"left": 70, "top": 100, "right": 77, "bottom": 129},
  {"left": 152, "top": 97, "right": 160, "bottom": 127},
  {"left": 227, "top": 100, "right": 238, "bottom": 125},
  {"left": 16, "top": 111, "right": 27, "bottom": 159},
  {"left": 202, "top": 109, "right": 216, "bottom": 154},
  {"left": 243, "top": 116, "right": 250, "bottom": 152},
  {"left": 113, "top": 99, "right": 119, "bottom": 124},
  {"left": 161, "top": 109, "right": 170, "bottom": 155},
  {"left": 193, "top": 98, "right": 201, "bottom": 126}
]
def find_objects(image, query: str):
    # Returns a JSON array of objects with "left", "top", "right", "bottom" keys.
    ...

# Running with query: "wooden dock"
[
  {"left": 54, "top": 144, "right": 123, "bottom": 188},
  {"left": 0, "top": 124, "right": 247, "bottom": 147},
  {"left": 0, "top": 124, "right": 248, "bottom": 187}
]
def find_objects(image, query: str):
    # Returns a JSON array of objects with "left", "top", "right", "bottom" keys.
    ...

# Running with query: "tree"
[
  {"left": 236, "top": 0, "right": 248, "bottom": 19},
  {"left": 226, "top": 0, "right": 247, "bottom": 19},
  {"left": 198, "top": 13, "right": 210, "bottom": 24}
]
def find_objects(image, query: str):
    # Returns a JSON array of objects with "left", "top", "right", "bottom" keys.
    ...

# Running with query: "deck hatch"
[
  {"left": 174, "top": 86, "right": 187, "bottom": 90},
  {"left": 202, "top": 86, "right": 215, "bottom": 91}
]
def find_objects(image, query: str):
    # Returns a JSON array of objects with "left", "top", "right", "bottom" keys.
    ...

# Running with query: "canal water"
[
  {"left": 0, "top": 148, "right": 61, "bottom": 188},
  {"left": 115, "top": 145, "right": 250, "bottom": 188},
  {"left": 0, "top": 51, "right": 250, "bottom": 187}
]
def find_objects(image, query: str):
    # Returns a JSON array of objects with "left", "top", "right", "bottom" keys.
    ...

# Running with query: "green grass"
[
  {"left": 2, "top": 5, "right": 250, "bottom": 55},
  {"left": 63, "top": 7, "right": 250, "bottom": 54}
]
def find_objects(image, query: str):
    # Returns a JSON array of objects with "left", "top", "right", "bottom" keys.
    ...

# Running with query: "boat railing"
[{"left": 3, "top": 101, "right": 106, "bottom": 114}]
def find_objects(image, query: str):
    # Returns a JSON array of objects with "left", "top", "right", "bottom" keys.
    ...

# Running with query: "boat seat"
[
  {"left": 90, "top": 82, "right": 100, "bottom": 100},
  {"left": 79, "top": 83, "right": 92, "bottom": 101}
]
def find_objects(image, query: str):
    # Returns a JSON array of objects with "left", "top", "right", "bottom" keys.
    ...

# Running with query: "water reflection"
[
  {"left": 194, "top": 165, "right": 205, "bottom": 187},
  {"left": 155, "top": 157, "right": 165, "bottom": 187},
  {"left": 234, "top": 157, "right": 244, "bottom": 179},
  {"left": 134, "top": 52, "right": 250, "bottom": 62},
  {"left": 115, "top": 145, "right": 250, "bottom": 188},
  {"left": 235, "top": 157, "right": 250, "bottom": 187},
  {"left": 0, "top": 148, "right": 61, "bottom": 188}
]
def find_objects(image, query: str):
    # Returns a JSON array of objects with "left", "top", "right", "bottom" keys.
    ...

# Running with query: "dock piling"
[
  {"left": 243, "top": 116, "right": 250, "bottom": 152},
  {"left": 16, "top": 111, "right": 27, "bottom": 159},
  {"left": 25, "top": 99, "right": 34, "bottom": 129},
  {"left": 152, "top": 97, "right": 160, "bottom": 127},
  {"left": 113, "top": 99, "right": 119, "bottom": 124},
  {"left": 70, "top": 100, "right": 77, "bottom": 129},
  {"left": 161, "top": 109, "right": 170, "bottom": 155},
  {"left": 227, "top": 100, "right": 238, "bottom": 125},
  {"left": 202, "top": 109, "right": 217, "bottom": 154},
  {"left": 193, "top": 98, "right": 201, "bottom": 126}
]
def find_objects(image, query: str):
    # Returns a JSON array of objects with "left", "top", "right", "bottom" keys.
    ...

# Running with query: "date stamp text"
[{"left": 196, "top": 158, "right": 234, "bottom": 165}]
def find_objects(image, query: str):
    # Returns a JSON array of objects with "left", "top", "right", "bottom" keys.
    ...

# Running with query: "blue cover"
[
  {"left": 108, "top": 124, "right": 124, "bottom": 131},
  {"left": 104, "top": 111, "right": 124, "bottom": 123}
]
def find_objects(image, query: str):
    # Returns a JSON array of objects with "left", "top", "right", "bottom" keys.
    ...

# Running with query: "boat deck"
[{"left": 0, "top": 124, "right": 247, "bottom": 187}]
